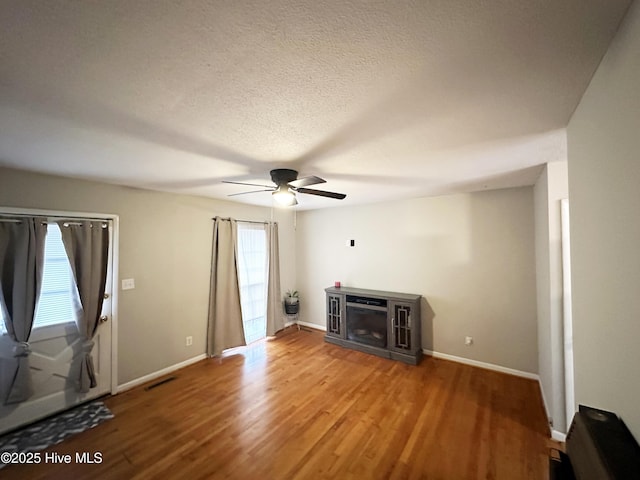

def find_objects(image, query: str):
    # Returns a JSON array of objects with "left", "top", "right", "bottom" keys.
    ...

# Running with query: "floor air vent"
[{"left": 144, "top": 376, "right": 177, "bottom": 391}]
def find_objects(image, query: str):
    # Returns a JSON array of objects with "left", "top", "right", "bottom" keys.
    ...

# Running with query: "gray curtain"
[
  {"left": 0, "top": 217, "right": 47, "bottom": 404},
  {"left": 265, "top": 222, "right": 284, "bottom": 336},
  {"left": 207, "top": 217, "right": 246, "bottom": 356},
  {"left": 57, "top": 221, "right": 109, "bottom": 393}
]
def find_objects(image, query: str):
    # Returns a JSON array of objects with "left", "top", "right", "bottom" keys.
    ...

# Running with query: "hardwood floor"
[{"left": 2, "top": 327, "right": 553, "bottom": 479}]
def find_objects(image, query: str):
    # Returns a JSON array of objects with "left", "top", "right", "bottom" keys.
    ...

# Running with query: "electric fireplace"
[{"left": 324, "top": 286, "right": 423, "bottom": 365}]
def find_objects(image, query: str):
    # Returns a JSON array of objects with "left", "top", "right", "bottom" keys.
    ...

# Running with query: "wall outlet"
[
  {"left": 465, "top": 336, "right": 473, "bottom": 346},
  {"left": 122, "top": 278, "right": 135, "bottom": 290},
  {"left": 185, "top": 336, "right": 193, "bottom": 346}
]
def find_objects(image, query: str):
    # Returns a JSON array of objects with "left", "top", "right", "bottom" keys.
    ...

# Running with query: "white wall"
[
  {"left": 534, "top": 161, "right": 569, "bottom": 433},
  {"left": 567, "top": 1, "right": 640, "bottom": 439},
  {"left": 0, "top": 166, "right": 296, "bottom": 385},
  {"left": 296, "top": 188, "right": 538, "bottom": 373}
]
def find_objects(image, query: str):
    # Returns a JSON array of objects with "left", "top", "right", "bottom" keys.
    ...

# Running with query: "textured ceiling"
[{"left": 0, "top": 0, "right": 632, "bottom": 209}]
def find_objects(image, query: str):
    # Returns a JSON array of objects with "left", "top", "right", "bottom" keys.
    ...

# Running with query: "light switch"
[{"left": 122, "top": 278, "right": 135, "bottom": 290}]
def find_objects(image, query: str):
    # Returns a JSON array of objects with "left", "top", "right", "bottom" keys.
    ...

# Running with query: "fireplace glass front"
[{"left": 346, "top": 302, "right": 387, "bottom": 349}]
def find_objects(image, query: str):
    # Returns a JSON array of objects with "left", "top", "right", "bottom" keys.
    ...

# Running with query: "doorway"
[
  {"left": 0, "top": 213, "right": 116, "bottom": 435},
  {"left": 561, "top": 199, "right": 575, "bottom": 426}
]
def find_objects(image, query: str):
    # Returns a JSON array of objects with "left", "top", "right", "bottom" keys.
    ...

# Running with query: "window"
[
  {"left": 0, "top": 223, "right": 78, "bottom": 334},
  {"left": 236, "top": 222, "right": 268, "bottom": 344}
]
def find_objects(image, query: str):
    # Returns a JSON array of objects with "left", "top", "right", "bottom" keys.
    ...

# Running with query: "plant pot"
[{"left": 284, "top": 302, "right": 299, "bottom": 315}]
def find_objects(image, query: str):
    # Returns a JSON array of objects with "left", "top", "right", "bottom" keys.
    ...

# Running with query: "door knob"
[{"left": 99, "top": 315, "right": 109, "bottom": 324}]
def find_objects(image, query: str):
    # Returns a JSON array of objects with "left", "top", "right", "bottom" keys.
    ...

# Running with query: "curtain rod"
[
  {"left": 0, "top": 213, "right": 110, "bottom": 223},
  {"left": 212, "top": 217, "right": 275, "bottom": 225},
  {"left": 1, "top": 216, "right": 110, "bottom": 228}
]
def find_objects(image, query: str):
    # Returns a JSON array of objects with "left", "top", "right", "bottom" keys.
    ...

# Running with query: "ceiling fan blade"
[
  {"left": 295, "top": 187, "right": 346, "bottom": 200},
  {"left": 288, "top": 175, "right": 326, "bottom": 188},
  {"left": 222, "top": 180, "right": 274, "bottom": 188},
  {"left": 228, "top": 189, "right": 275, "bottom": 197}
]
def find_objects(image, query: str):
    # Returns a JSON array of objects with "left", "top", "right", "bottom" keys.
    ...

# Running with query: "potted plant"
[{"left": 284, "top": 290, "right": 299, "bottom": 315}]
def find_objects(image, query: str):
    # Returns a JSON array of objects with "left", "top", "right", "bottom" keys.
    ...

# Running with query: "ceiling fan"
[{"left": 222, "top": 169, "right": 347, "bottom": 206}]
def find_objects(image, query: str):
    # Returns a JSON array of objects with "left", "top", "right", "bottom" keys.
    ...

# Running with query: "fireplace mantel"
[{"left": 324, "top": 286, "right": 422, "bottom": 365}]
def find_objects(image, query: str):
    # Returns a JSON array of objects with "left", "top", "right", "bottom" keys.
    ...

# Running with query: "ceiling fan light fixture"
[{"left": 272, "top": 186, "right": 296, "bottom": 206}]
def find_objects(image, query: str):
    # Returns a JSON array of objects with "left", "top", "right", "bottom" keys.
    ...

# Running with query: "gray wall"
[
  {"left": 296, "top": 188, "right": 538, "bottom": 373},
  {"left": 0, "top": 166, "right": 296, "bottom": 385},
  {"left": 567, "top": 1, "right": 640, "bottom": 439}
]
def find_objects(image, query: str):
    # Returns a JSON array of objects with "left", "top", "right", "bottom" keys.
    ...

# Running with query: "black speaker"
[{"left": 564, "top": 405, "right": 640, "bottom": 480}]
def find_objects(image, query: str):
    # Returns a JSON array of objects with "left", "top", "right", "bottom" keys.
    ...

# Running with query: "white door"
[{"left": 0, "top": 220, "right": 113, "bottom": 435}]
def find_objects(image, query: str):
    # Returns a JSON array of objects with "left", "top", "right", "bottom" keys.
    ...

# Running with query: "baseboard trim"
[
  {"left": 551, "top": 430, "right": 567, "bottom": 442},
  {"left": 423, "top": 349, "right": 538, "bottom": 380},
  {"left": 297, "top": 321, "right": 327, "bottom": 331},
  {"left": 117, "top": 353, "right": 207, "bottom": 393}
]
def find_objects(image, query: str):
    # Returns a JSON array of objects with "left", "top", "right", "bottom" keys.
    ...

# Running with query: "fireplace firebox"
[
  {"left": 346, "top": 295, "right": 388, "bottom": 348},
  {"left": 325, "top": 286, "right": 422, "bottom": 365}
]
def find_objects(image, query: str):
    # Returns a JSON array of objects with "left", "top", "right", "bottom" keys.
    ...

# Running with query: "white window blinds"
[{"left": 0, "top": 223, "right": 77, "bottom": 334}]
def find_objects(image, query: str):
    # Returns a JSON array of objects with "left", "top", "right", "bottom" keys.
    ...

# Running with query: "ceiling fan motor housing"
[{"left": 270, "top": 169, "right": 298, "bottom": 186}]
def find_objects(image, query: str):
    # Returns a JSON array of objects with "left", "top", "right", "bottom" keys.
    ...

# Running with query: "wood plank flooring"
[{"left": 2, "top": 327, "right": 553, "bottom": 479}]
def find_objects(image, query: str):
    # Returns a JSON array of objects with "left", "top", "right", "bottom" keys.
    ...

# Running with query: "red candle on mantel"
[{"left": 335, "top": 281, "right": 341, "bottom": 288}]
